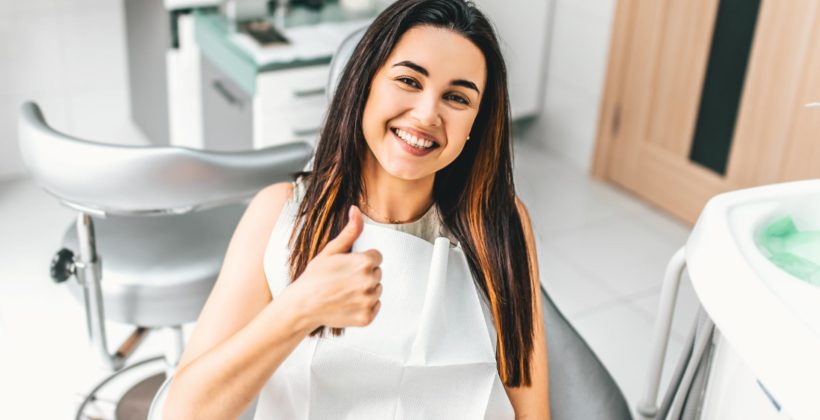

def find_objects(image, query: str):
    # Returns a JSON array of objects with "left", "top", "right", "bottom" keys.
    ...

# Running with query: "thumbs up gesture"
[{"left": 286, "top": 205, "right": 383, "bottom": 330}]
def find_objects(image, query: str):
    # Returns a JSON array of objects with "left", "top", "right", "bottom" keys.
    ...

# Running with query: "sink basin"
[
  {"left": 758, "top": 215, "right": 820, "bottom": 287},
  {"left": 686, "top": 179, "right": 820, "bottom": 419}
]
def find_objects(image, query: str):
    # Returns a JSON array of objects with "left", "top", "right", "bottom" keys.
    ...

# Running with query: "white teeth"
[{"left": 394, "top": 128, "right": 434, "bottom": 149}]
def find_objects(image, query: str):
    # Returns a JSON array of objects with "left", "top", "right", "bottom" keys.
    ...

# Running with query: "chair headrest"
[
  {"left": 327, "top": 26, "right": 367, "bottom": 101},
  {"left": 17, "top": 102, "right": 313, "bottom": 216}
]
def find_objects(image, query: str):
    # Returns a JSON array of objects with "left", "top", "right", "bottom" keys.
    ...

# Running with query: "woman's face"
[{"left": 361, "top": 25, "right": 487, "bottom": 181}]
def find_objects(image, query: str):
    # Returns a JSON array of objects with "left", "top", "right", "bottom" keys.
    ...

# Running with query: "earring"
[{"left": 467, "top": 135, "right": 471, "bottom": 141}]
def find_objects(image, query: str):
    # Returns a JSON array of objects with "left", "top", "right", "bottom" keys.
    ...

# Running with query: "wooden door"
[{"left": 592, "top": 0, "right": 820, "bottom": 224}]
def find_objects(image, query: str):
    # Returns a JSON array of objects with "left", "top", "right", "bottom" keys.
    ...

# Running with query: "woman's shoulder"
[
  {"left": 241, "top": 182, "right": 297, "bottom": 233},
  {"left": 253, "top": 182, "right": 295, "bottom": 209}
]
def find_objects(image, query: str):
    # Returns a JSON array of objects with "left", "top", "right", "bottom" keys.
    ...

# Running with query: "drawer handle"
[
  {"left": 293, "top": 87, "right": 326, "bottom": 98},
  {"left": 212, "top": 80, "right": 244, "bottom": 109},
  {"left": 293, "top": 126, "right": 321, "bottom": 136}
]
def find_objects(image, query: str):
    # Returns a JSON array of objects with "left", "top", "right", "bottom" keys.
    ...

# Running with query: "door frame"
[{"left": 591, "top": 0, "right": 635, "bottom": 182}]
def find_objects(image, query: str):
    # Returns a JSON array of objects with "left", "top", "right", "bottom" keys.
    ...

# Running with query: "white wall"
[
  {"left": 474, "top": 0, "right": 552, "bottom": 121},
  {"left": 0, "top": 0, "right": 148, "bottom": 182},
  {"left": 524, "top": 0, "right": 616, "bottom": 173}
]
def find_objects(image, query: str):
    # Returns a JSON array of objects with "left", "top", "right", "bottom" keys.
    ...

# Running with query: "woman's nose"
[{"left": 410, "top": 94, "right": 442, "bottom": 127}]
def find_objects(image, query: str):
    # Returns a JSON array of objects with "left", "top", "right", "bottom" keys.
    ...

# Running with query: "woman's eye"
[
  {"left": 446, "top": 94, "right": 469, "bottom": 105},
  {"left": 395, "top": 77, "right": 469, "bottom": 106},
  {"left": 397, "top": 77, "right": 420, "bottom": 88}
]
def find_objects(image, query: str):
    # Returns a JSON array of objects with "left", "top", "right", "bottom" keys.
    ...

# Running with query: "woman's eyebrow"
[{"left": 392, "top": 60, "right": 481, "bottom": 95}]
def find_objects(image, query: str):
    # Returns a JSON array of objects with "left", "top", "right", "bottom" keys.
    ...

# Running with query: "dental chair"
[
  {"left": 18, "top": 101, "right": 312, "bottom": 419},
  {"left": 146, "top": 27, "right": 633, "bottom": 420}
]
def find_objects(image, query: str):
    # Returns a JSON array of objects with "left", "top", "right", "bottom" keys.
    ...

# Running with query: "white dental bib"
[{"left": 255, "top": 198, "right": 515, "bottom": 419}]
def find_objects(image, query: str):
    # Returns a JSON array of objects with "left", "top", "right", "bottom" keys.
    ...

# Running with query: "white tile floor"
[{"left": 0, "top": 138, "right": 700, "bottom": 419}]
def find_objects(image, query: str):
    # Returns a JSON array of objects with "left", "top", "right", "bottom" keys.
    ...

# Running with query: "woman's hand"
[{"left": 285, "top": 205, "right": 383, "bottom": 330}]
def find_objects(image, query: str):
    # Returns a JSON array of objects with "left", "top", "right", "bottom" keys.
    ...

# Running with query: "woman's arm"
[
  {"left": 164, "top": 183, "right": 382, "bottom": 419},
  {"left": 163, "top": 182, "right": 314, "bottom": 419},
  {"left": 505, "top": 197, "right": 551, "bottom": 419}
]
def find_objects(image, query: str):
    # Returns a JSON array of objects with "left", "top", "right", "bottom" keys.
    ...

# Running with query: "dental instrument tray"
[{"left": 239, "top": 19, "right": 289, "bottom": 46}]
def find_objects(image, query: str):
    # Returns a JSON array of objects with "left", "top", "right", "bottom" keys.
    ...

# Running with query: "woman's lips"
[
  {"left": 392, "top": 126, "right": 441, "bottom": 146},
  {"left": 390, "top": 128, "right": 437, "bottom": 157}
]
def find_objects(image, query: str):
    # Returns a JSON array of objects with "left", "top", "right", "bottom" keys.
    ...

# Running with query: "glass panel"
[{"left": 689, "top": 0, "right": 762, "bottom": 175}]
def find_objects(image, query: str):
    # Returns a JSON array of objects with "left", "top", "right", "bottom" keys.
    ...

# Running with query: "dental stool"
[
  {"left": 17, "top": 102, "right": 312, "bottom": 419},
  {"left": 147, "top": 26, "right": 633, "bottom": 420}
]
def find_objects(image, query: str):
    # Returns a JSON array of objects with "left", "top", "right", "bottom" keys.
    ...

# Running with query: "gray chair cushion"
[
  {"left": 60, "top": 204, "right": 246, "bottom": 327},
  {"left": 540, "top": 284, "right": 633, "bottom": 419}
]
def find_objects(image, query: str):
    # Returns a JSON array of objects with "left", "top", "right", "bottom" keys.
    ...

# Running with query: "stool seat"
[{"left": 60, "top": 204, "right": 246, "bottom": 327}]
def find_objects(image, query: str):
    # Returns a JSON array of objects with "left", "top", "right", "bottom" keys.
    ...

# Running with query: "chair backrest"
[
  {"left": 326, "top": 26, "right": 367, "bottom": 101},
  {"left": 17, "top": 102, "right": 313, "bottom": 216},
  {"left": 541, "top": 285, "right": 633, "bottom": 419}
]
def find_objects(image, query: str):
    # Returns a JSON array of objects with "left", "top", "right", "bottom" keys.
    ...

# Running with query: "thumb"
[{"left": 321, "top": 205, "right": 364, "bottom": 255}]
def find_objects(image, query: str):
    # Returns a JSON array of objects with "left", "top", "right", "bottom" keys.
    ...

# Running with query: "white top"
[{"left": 254, "top": 180, "right": 514, "bottom": 419}]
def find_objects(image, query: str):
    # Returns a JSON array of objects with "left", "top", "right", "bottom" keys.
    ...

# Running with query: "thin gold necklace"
[{"left": 358, "top": 195, "right": 435, "bottom": 224}]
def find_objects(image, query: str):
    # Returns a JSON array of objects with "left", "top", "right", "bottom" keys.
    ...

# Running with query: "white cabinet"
[
  {"left": 169, "top": 12, "right": 338, "bottom": 150},
  {"left": 253, "top": 65, "right": 330, "bottom": 149}
]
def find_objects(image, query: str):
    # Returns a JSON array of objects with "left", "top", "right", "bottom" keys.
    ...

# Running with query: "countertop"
[{"left": 193, "top": 3, "right": 377, "bottom": 95}]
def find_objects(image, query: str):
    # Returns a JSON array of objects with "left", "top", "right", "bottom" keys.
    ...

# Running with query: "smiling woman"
[
  {"left": 163, "top": 1, "right": 549, "bottom": 419},
  {"left": 362, "top": 26, "right": 485, "bottom": 179}
]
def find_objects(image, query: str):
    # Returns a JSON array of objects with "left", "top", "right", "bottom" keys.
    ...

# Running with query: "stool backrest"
[{"left": 17, "top": 102, "right": 312, "bottom": 216}]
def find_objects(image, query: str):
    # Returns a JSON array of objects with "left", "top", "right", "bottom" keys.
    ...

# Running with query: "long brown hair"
[{"left": 287, "top": 0, "right": 536, "bottom": 387}]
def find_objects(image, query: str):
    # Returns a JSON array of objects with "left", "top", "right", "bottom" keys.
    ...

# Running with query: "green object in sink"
[{"left": 758, "top": 216, "right": 820, "bottom": 286}]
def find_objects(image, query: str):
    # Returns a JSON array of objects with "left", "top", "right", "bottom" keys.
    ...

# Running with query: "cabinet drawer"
[
  {"left": 201, "top": 57, "right": 254, "bottom": 151},
  {"left": 254, "top": 104, "right": 327, "bottom": 148},
  {"left": 253, "top": 64, "right": 331, "bottom": 148},
  {"left": 256, "top": 65, "right": 331, "bottom": 109}
]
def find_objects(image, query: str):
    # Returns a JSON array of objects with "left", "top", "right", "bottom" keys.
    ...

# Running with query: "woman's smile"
[{"left": 389, "top": 126, "right": 440, "bottom": 157}]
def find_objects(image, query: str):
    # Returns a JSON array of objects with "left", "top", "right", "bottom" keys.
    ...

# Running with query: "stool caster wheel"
[{"left": 50, "top": 248, "right": 75, "bottom": 284}]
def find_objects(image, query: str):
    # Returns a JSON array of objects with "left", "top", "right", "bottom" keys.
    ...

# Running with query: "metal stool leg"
[
  {"left": 164, "top": 326, "right": 185, "bottom": 375},
  {"left": 70, "top": 213, "right": 180, "bottom": 419},
  {"left": 75, "top": 213, "right": 151, "bottom": 369}
]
